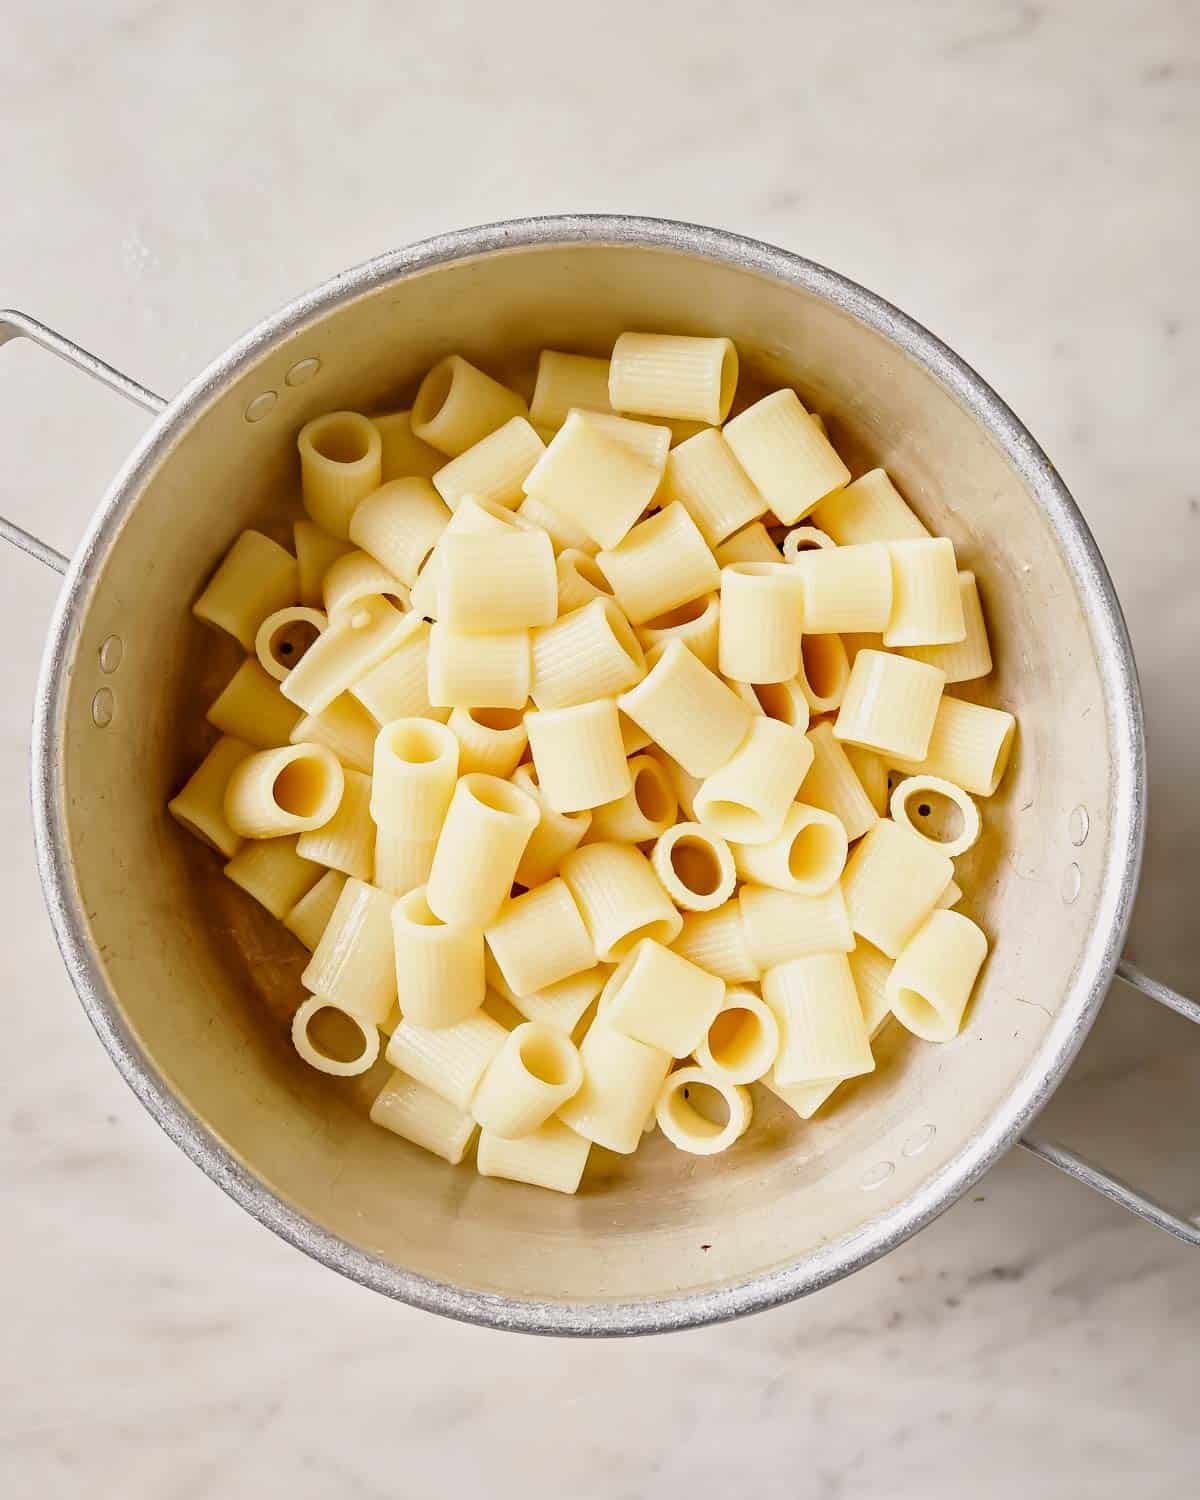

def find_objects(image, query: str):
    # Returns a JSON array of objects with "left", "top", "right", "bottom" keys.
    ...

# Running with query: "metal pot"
[{"left": 3, "top": 216, "right": 1195, "bottom": 1336}]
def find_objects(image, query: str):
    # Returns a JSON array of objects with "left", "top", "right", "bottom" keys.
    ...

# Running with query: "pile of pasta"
[{"left": 170, "top": 332, "right": 1016, "bottom": 1195}]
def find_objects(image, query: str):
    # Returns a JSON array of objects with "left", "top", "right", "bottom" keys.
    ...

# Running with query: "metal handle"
[
  {"left": 0, "top": 309, "right": 166, "bottom": 574},
  {"left": 1021, "top": 958, "right": 1200, "bottom": 1246}
]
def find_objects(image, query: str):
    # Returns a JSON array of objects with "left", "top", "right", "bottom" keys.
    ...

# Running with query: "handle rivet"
[
  {"left": 1068, "top": 805, "right": 1089, "bottom": 847},
  {"left": 859, "top": 1160, "right": 895, "bottom": 1190},
  {"left": 244, "top": 391, "right": 278, "bottom": 423},
  {"left": 285, "top": 357, "right": 321, "bottom": 387},
  {"left": 98, "top": 635, "right": 123, "bottom": 674},
  {"left": 1061, "top": 862, "right": 1081, "bottom": 904},
  {"left": 91, "top": 687, "right": 114, "bottom": 727}
]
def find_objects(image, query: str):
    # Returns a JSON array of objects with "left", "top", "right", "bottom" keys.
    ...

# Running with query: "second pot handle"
[
  {"left": 1020, "top": 958, "right": 1200, "bottom": 1246},
  {"left": 0, "top": 309, "right": 166, "bottom": 574}
]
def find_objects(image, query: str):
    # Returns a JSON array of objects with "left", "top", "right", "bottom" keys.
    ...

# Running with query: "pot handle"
[
  {"left": 0, "top": 309, "right": 166, "bottom": 574},
  {"left": 1020, "top": 958, "right": 1200, "bottom": 1246}
]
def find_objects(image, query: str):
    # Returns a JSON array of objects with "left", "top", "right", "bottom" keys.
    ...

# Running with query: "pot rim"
[{"left": 30, "top": 214, "right": 1145, "bottom": 1336}]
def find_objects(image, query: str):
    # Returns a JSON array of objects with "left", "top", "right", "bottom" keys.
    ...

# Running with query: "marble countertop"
[{"left": 2, "top": 1, "right": 1197, "bottom": 1494}]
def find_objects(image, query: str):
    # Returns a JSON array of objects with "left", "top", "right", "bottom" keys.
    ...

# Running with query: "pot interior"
[{"left": 45, "top": 233, "right": 1132, "bottom": 1318}]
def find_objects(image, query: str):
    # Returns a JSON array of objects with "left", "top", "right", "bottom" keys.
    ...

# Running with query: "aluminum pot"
[{"left": 2, "top": 216, "right": 1196, "bottom": 1337}]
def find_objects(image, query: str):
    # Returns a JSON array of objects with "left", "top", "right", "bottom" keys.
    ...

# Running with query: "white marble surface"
[{"left": 2, "top": 1, "right": 1198, "bottom": 1494}]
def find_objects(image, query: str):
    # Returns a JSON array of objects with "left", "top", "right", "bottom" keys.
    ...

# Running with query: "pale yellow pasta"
[
  {"left": 843, "top": 743, "right": 890, "bottom": 816},
  {"left": 294, "top": 520, "right": 354, "bottom": 608},
  {"left": 517, "top": 495, "right": 596, "bottom": 555},
  {"left": 192, "top": 529, "right": 299, "bottom": 651},
  {"left": 596, "top": 503, "right": 719, "bottom": 628},
  {"left": 888, "top": 695, "right": 1017, "bottom": 797},
  {"left": 283, "top": 869, "right": 348, "bottom": 950},
  {"left": 522, "top": 411, "right": 661, "bottom": 550},
  {"left": 718, "top": 563, "right": 804, "bottom": 684},
  {"left": 694, "top": 717, "right": 814, "bottom": 844},
  {"left": 529, "top": 350, "right": 613, "bottom": 428},
  {"left": 447, "top": 705, "right": 528, "bottom": 779},
  {"left": 635, "top": 592, "right": 720, "bottom": 672},
  {"left": 426, "top": 624, "right": 530, "bottom": 710},
  {"left": 763, "top": 953, "right": 874, "bottom": 1084},
  {"left": 841, "top": 631, "right": 887, "bottom": 664},
  {"left": 370, "top": 718, "right": 459, "bottom": 839},
  {"left": 586, "top": 754, "right": 677, "bottom": 844},
  {"left": 348, "top": 477, "right": 452, "bottom": 585},
  {"left": 618, "top": 639, "right": 753, "bottom": 778},
  {"left": 649, "top": 748, "right": 702, "bottom": 821},
  {"left": 224, "top": 835, "right": 322, "bottom": 919},
  {"left": 810, "top": 467, "right": 928, "bottom": 545},
  {"left": 661, "top": 427, "right": 766, "bottom": 545},
  {"left": 426, "top": 773, "right": 539, "bottom": 926},
  {"left": 477, "top": 1117, "right": 591, "bottom": 1193},
  {"left": 431, "top": 416, "right": 546, "bottom": 511},
  {"left": 796, "top": 631, "right": 851, "bottom": 714},
  {"left": 650, "top": 822, "right": 737, "bottom": 913},
  {"left": 762, "top": 1071, "right": 843, "bottom": 1122},
  {"left": 289, "top": 695, "right": 378, "bottom": 774},
  {"left": 296, "top": 767, "right": 374, "bottom": 880},
  {"left": 936, "top": 878, "right": 964, "bottom": 910},
  {"left": 884, "top": 537, "right": 966, "bottom": 648},
  {"left": 410, "top": 355, "right": 527, "bottom": 457},
  {"left": 841, "top": 817, "right": 954, "bottom": 958},
  {"left": 745, "top": 678, "right": 810, "bottom": 733},
  {"left": 800, "top": 721, "right": 879, "bottom": 842},
  {"left": 834, "top": 649, "right": 945, "bottom": 762},
  {"left": 608, "top": 332, "right": 738, "bottom": 425},
  {"left": 472, "top": 1022, "right": 584, "bottom": 1137},
  {"left": 848, "top": 938, "right": 896, "bottom": 1036},
  {"left": 301, "top": 877, "right": 397, "bottom": 1023},
  {"left": 370, "top": 409, "right": 444, "bottom": 482},
  {"left": 409, "top": 494, "right": 525, "bottom": 617},
  {"left": 509, "top": 763, "right": 592, "bottom": 889},
  {"left": 524, "top": 699, "right": 632, "bottom": 813},
  {"left": 385, "top": 1009, "right": 508, "bottom": 1110},
  {"left": 693, "top": 988, "right": 779, "bottom": 1084},
  {"left": 485, "top": 878, "right": 595, "bottom": 997},
  {"left": 723, "top": 390, "right": 850, "bottom": 524},
  {"left": 168, "top": 735, "right": 254, "bottom": 857},
  {"left": 887, "top": 909, "right": 988, "bottom": 1041},
  {"left": 559, "top": 841, "right": 683, "bottom": 962},
  {"left": 282, "top": 595, "right": 410, "bottom": 715},
  {"left": 254, "top": 606, "right": 327, "bottom": 683},
  {"left": 671, "top": 899, "right": 758, "bottom": 983},
  {"left": 618, "top": 712, "right": 653, "bottom": 756},
  {"left": 714, "top": 521, "right": 782, "bottom": 567},
  {"left": 739, "top": 883, "right": 854, "bottom": 968},
  {"left": 437, "top": 530, "right": 557, "bottom": 632},
  {"left": 530, "top": 597, "right": 644, "bottom": 710},
  {"left": 349, "top": 616, "right": 449, "bottom": 724},
  {"left": 655, "top": 1067, "right": 752, "bottom": 1155},
  {"left": 900, "top": 570, "right": 993, "bottom": 682},
  {"left": 224, "top": 743, "right": 344, "bottom": 839},
  {"left": 322, "top": 550, "right": 410, "bottom": 618},
  {"left": 557, "top": 1018, "right": 672, "bottom": 1154},
  {"left": 292, "top": 996, "right": 380, "bottom": 1077},
  {"left": 554, "top": 548, "right": 613, "bottom": 613},
  {"left": 791, "top": 542, "right": 893, "bottom": 633},
  {"left": 571, "top": 409, "right": 672, "bottom": 471},
  {"left": 600, "top": 938, "right": 724, "bottom": 1058},
  {"left": 370, "top": 1070, "right": 477, "bottom": 1165},
  {"left": 482, "top": 987, "right": 527, "bottom": 1032},
  {"left": 508, "top": 964, "right": 609, "bottom": 1035},
  {"left": 730, "top": 801, "right": 847, "bottom": 895},
  {"left": 808, "top": 412, "right": 828, "bottom": 438},
  {"left": 298, "top": 412, "right": 383, "bottom": 538},
  {"left": 891, "top": 775, "right": 981, "bottom": 858},
  {"left": 373, "top": 827, "right": 438, "bottom": 899},
  {"left": 391, "top": 886, "right": 486, "bottom": 1029},
  {"left": 781, "top": 525, "right": 836, "bottom": 561}
]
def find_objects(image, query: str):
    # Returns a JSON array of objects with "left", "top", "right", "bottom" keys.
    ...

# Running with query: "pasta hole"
[
  {"left": 519, "top": 1031, "right": 572, "bottom": 1086},
  {"left": 801, "top": 635, "right": 848, "bottom": 702},
  {"left": 753, "top": 681, "right": 802, "bottom": 726},
  {"left": 610, "top": 916, "right": 678, "bottom": 958},
  {"left": 668, "top": 1080, "right": 730, "bottom": 1138},
  {"left": 707, "top": 1008, "right": 760, "bottom": 1071},
  {"left": 633, "top": 766, "right": 672, "bottom": 824},
  {"left": 893, "top": 987, "right": 942, "bottom": 1033},
  {"left": 575, "top": 554, "right": 613, "bottom": 596},
  {"left": 903, "top": 788, "right": 963, "bottom": 845},
  {"left": 788, "top": 823, "right": 842, "bottom": 882},
  {"left": 400, "top": 891, "right": 442, "bottom": 927},
  {"left": 304, "top": 1005, "right": 369, "bottom": 1064},
  {"left": 645, "top": 595, "right": 709, "bottom": 631},
  {"left": 602, "top": 598, "right": 643, "bottom": 668},
  {"left": 268, "top": 618, "right": 321, "bottom": 669},
  {"left": 273, "top": 756, "right": 332, "bottom": 817},
  {"left": 386, "top": 722, "right": 449, "bottom": 765},
  {"left": 311, "top": 416, "right": 371, "bottom": 465},
  {"left": 470, "top": 706, "right": 524, "bottom": 732},
  {"left": 413, "top": 359, "right": 455, "bottom": 427},
  {"left": 468, "top": 775, "right": 529, "bottom": 817},
  {"left": 670, "top": 836, "right": 722, "bottom": 896}
]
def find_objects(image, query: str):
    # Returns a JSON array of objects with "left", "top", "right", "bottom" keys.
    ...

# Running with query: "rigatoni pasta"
[
  {"left": 168, "top": 735, "right": 254, "bottom": 857},
  {"left": 887, "top": 909, "right": 988, "bottom": 1041},
  {"left": 410, "top": 355, "right": 527, "bottom": 457},
  {"left": 348, "top": 477, "right": 451, "bottom": 585},
  {"left": 608, "top": 332, "right": 738, "bottom": 425},
  {"left": 661, "top": 427, "right": 766, "bottom": 545},
  {"left": 596, "top": 502, "right": 719, "bottom": 626},
  {"left": 297, "top": 412, "right": 383, "bottom": 538},
  {"left": 899, "top": 570, "right": 992, "bottom": 682},
  {"left": 718, "top": 563, "right": 804, "bottom": 684},
  {"left": 618, "top": 639, "right": 753, "bottom": 778},
  {"left": 650, "top": 822, "right": 737, "bottom": 912},
  {"left": 723, "top": 389, "right": 850, "bottom": 524},
  {"left": 431, "top": 416, "right": 546, "bottom": 511},
  {"left": 193, "top": 530, "right": 299, "bottom": 651}
]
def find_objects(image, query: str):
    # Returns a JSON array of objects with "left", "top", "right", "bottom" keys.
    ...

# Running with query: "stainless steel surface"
[{"left": 10, "top": 215, "right": 1180, "bottom": 1336}]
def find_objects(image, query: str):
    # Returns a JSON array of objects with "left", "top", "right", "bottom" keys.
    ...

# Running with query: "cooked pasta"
[
  {"left": 292, "top": 996, "right": 380, "bottom": 1077},
  {"left": 518, "top": 495, "right": 596, "bottom": 556},
  {"left": 410, "top": 355, "right": 527, "bottom": 457},
  {"left": 890, "top": 774, "right": 982, "bottom": 858},
  {"left": 447, "top": 705, "right": 529, "bottom": 779},
  {"left": 298, "top": 412, "right": 383, "bottom": 537},
  {"left": 373, "top": 827, "right": 438, "bottom": 899},
  {"left": 560, "top": 841, "right": 683, "bottom": 961},
  {"left": 763, "top": 954, "right": 874, "bottom": 1084},
  {"left": 800, "top": 721, "right": 879, "bottom": 842},
  {"left": 427, "top": 624, "right": 531, "bottom": 710},
  {"left": 224, "top": 835, "right": 321, "bottom": 920},
  {"left": 437, "top": 529, "right": 557, "bottom": 632},
  {"left": 618, "top": 639, "right": 753, "bottom": 778},
  {"left": 289, "top": 695, "right": 379, "bottom": 775},
  {"left": 294, "top": 520, "right": 355, "bottom": 608},
  {"left": 509, "top": 763, "right": 592, "bottom": 889},
  {"left": 168, "top": 735, "right": 254, "bottom": 857},
  {"left": 254, "top": 606, "right": 327, "bottom": 683},
  {"left": 781, "top": 525, "right": 836, "bottom": 562},
  {"left": 723, "top": 390, "right": 850, "bottom": 524},
  {"left": 718, "top": 563, "right": 804, "bottom": 684},
  {"left": 671, "top": 899, "right": 759, "bottom": 983},
  {"left": 508, "top": 964, "right": 609, "bottom": 1036},
  {"left": 586, "top": 753, "right": 678, "bottom": 844},
  {"left": 529, "top": 350, "right": 614, "bottom": 429},
  {"left": 601, "top": 939, "right": 724, "bottom": 1057},
  {"left": 432, "top": 416, "right": 546, "bottom": 511},
  {"left": 847, "top": 938, "right": 896, "bottom": 1037},
  {"left": 572, "top": 410, "right": 673, "bottom": 470},
  {"left": 296, "top": 766, "right": 375, "bottom": 880},
  {"left": 887, "top": 695, "right": 1017, "bottom": 796},
  {"left": 301, "top": 877, "right": 397, "bottom": 1023},
  {"left": 193, "top": 530, "right": 299, "bottom": 651},
  {"left": 834, "top": 648, "right": 945, "bottom": 762},
  {"left": 557, "top": 1018, "right": 672, "bottom": 1154},
  {"left": 282, "top": 595, "right": 411, "bottom": 715},
  {"left": 348, "top": 477, "right": 452, "bottom": 585},
  {"left": 477, "top": 1117, "right": 591, "bottom": 1193},
  {"left": 485, "top": 877, "right": 595, "bottom": 997},
  {"left": 796, "top": 631, "right": 851, "bottom": 715},
  {"left": 694, "top": 718, "right": 814, "bottom": 845},
  {"left": 370, "top": 1070, "right": 478, "bottom": 1165},
  {"left": 596, "top": 502, "right": 719, "bottom": 626},
  {"left": 370, "top": 409, "right": 444, "bottom": 482},
  {"left": 426, "top": 773, "right": 539, "bottom": 927},
  {"left": 655, "top": 1067, "right": 752, "bottom": 1156},
  {"left": 650, "top": 822, "right": 737, "bottom": 912},
  {"left": 661, "top": 427, "right": 766, "bottom": 545},
  {"left": 531, "top": 596, "right": 644, "bottom": 709},
  {"left": 224, "top": 743, "right": 344, "bottom": 839},
  {"left": 525, "top": 699, "right": 632, "bottom": 813},
  {"left": 739, "top": 883, "right": 854, "bottom": 967},
  {"left": 887, "top": 909, "right": 988, "bottom": 1041},
  {"left": 810, "top": 467, "right": 928, "bottom": 545},
  {"left": 283, "top": 869, "right": 348, "bottom": 951},
  {"left": 391, "top": 886, "right": 486, "bottom": 1028},
  {"left": 370, "top": 718, "right": 459, "bottom": 839},
  {"left": 791, "top": 542, "right": 893, "bottom": 633},
  {"left": 841, "top": 817, "right": 954, "bottom": 958},
  {"left": 842, "top": 743, "right": 890, "bottom": 816},
  {"left": 635, "top": 592, "right": 721, "bottom": 673},
  {"left": 714, "top": 521, "right": 783, "bottom": 567},
  {"left": 609, "top": 333, "right": 738, "bottom": 425},
  {"left": 694, "top": 988, "right": 779, "bottom": 1084},
  {"left": 554, "top": 548, "right": 613, "bottom": 613},
  {"left": 386, "top": 1009, "right": 508, "bottom": 1110},
  {"left": 746, "top": 678, "right": 810, "bottom": 733},
  {"left": 472, "top": 1022, "right": 584, "bottom": 1138},
  {"left": 322, "top": 550, "right": 410, "bottom": 618},
  {"left": 522, "top": 411, "right": 662, "bottom": 550},
  {"left": 884, "top": 537, "right": 967, "bottom": 648},
  {"left": 900, "top": 570, "right": 993, "bottom": 681},
  {"left": 350, "top": 615, "right": 448, "bottom": 724},
  {"left": 730, "top": 801, "right": 848, "bottom": 895}
]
